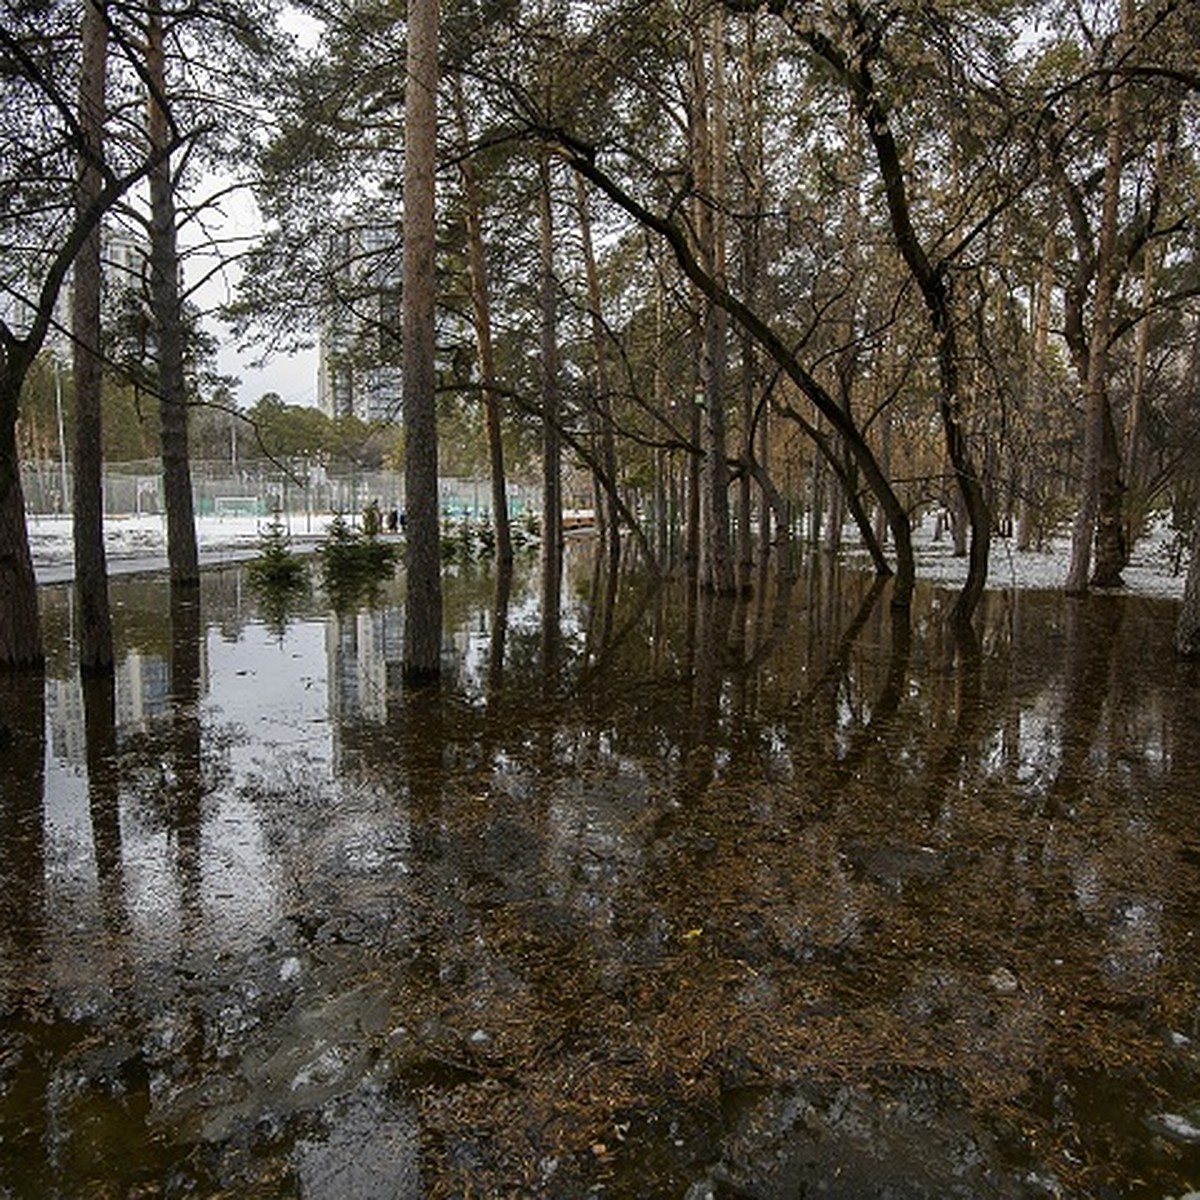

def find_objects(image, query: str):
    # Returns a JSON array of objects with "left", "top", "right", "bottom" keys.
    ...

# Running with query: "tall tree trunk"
[
  {"left": 653, "top": 278, "right": 671, "bottom": 568},
  {"left": 539, "top": 152, "right": 563, "bottom": 638},
  {"left": 402, "top": 0, "right": 442, "bottom": 683},
  {"left": 0, "top": 0, "right": 160, "bottom": 671},
  {"left": 74, "top": 0, "right": 114, "bottom": 674},
  {"left": 1018, "top": 228, "right": 1056, "bottom": 551},
  {"left": 452, "top": 74, "right": 512, "bottom": 568},
  {"left": 146, "top": 0, "right": 198, "bottom": 590},
  {"left": 736, "top": 12, "right": 766, "bottom": 590},
  {"left": 692, "top": 13, "right": 734, "bottom": 594},
  {"left": 1122, "top": 132, "right": 1163, "bottom": 553},
  {"left": 1066, "top": 0, "right": 1131, "bottom": 594}
]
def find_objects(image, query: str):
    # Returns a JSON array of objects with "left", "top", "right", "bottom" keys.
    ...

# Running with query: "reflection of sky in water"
[
  {"left": 207, "top": 619, "right": 331, "bottom": 765},
  {"left": 40, "top": 615, "right": 335, "bottom": 968}
]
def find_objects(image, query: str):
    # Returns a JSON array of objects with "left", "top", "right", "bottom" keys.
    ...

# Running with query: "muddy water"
[{"left": 3, "top": 548, "right": 1200, "bottom": 1198}]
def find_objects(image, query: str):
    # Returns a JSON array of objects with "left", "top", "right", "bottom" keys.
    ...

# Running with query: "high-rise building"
[{"left": 316, "top": 221, "right": 403, "bottom": 425}]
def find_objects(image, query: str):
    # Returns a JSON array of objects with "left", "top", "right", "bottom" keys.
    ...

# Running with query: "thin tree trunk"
[
  {"left": 74, "top": 0, "right": 114, "bottom": 673},
  {"left": 146, "top": 0, "right": 198, "bottom": 589},
  {"left": 653, "top": 278, "right": 671, "bottom": 568},
  {"left": 453, "top": 74, "right": 511, "bottom": 568},
  {"left": 538, "top": 152, "right": 563, "bottom": 638},
  {"left": 693, "top": 14, "right": 734, "bottom": 595},
  {"left": 1018, "top": 228, "right": 1056, "bottom": 551},
  {"left": 737, "top": 12, "right": 766, "bottom": 590},
  {"left": 573, "top": 172, "right": 620, "bottom": 580},
  {"left": 1122, "top": 133, "right": 1162, "bottom": 553},
  {"left": 402, "top": 0, "right": 442, "bottom": 683}
]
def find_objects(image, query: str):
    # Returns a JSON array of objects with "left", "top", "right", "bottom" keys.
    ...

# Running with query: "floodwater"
[{"left": 3, "top": 545, "right": 1200, "bottom": 1199}]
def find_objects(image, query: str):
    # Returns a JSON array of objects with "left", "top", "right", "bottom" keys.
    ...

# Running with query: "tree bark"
[
  {"left": 74, "top": 0, "right": 114, "bottom": 673},
  {"left": 402, "top": 0, "right": 442, "bottom": 684},
  {"left": 693, "top": 13, "right": 735, "bottom": 594},
  {"left": 147, "top": 0, "right": 199, "bottom": 590}
]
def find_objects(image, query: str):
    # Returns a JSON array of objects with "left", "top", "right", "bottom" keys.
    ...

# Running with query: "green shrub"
[
  {"left": 247, "top": 516, "right": 307, "bottom": 589},
  {"left": 318, "top": 513, "right": 397, "bottom": 588}
]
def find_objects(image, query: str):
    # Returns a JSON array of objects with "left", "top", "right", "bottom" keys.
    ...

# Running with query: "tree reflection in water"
[{"left": 4, "top": 547, "right": 1200, "bottom": 1198}]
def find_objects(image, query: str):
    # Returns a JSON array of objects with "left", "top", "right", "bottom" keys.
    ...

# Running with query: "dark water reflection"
[{"left": 4, "top": 547, "right": 1200, "bottom": 1198}]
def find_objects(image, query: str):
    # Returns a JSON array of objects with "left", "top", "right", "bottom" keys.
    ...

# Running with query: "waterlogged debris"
[
  {"left": 1146, "top": 1110, "right": 1200, "bottom": 1144},
  {"left": 988, "top": 967, "right": 1020, "bottom": 994},
  {"left": 845, "top": 841, "right": 946, "bottom": 885}
]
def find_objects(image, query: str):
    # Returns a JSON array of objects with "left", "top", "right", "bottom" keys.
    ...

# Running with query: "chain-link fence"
[{"left": 21, "top": 460, "right": 541, "bottom": 526}]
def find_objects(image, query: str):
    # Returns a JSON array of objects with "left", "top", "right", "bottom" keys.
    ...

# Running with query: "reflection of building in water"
[
  {"left": 46, "top": 643, "right": 207, "bottom": 766},
  {"left": 326, "top": 607, "right": 401, "bottom": 736},
  {"left": 46, "top": 673, "right": 86, "bottom": 764}
]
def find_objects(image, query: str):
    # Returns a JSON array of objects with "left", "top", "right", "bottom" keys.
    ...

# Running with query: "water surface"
[{"left": 3, "top": 549, "right": 1200, "bottom": 1198}]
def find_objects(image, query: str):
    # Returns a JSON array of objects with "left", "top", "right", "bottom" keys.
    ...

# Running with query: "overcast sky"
[{"left": 197, "top": 4, "right": 323, "bottom": 412}]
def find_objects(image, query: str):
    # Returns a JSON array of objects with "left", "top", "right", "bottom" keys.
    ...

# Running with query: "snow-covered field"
[{"left": 25, "top": 510, "right": 1189, "bottom": 600}]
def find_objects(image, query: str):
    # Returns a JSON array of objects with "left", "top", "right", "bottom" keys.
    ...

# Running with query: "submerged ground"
[{"left": 3, "top": 544, "right": 1200, "bottom": 1198}]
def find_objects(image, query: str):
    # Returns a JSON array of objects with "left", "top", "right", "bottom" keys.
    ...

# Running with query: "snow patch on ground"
[
  {"left": 27, "top": 512, "right": 327, "bottom": 584},
  {"left": 905, "top": 515, "right": 1187, "bottom": 601},
  {"left": 26, "top": 511, "right": 1190, "bottom": 600}
]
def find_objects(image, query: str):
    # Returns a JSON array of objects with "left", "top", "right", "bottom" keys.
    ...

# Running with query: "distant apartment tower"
[
  {"left": 9, "top": 221, "right": 147, "bottom": 354},
  {"left": 103, "top": 225, "right": 147, "bottom": 295},
  {"left": 317, "top": 220, "right": 403, "bottom": 424}
]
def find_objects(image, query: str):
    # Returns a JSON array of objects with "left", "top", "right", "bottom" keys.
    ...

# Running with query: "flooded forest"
[
  {"left": 4, "top": 0, "right": 1200, "bottom": 1194},
  {"left": 3, "top": 545, "right": 1200, "bottom": 1198}
]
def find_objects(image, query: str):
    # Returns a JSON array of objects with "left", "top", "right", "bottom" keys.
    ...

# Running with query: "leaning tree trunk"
[
  {"left": 401, "top": 0, "right": 442, "bottom": 683},
  {"left": 146, "top": 0, "right": 198, "bottom": 589},
  {"left": 73, "top": 0, "right": 114, "bottom": 673},
  {"left": 807, "top": 20, "right": 987, "bottom": 621},
  {"left": 559, "top": 142, "right": 915, "bottom": 607},
  {"left": 0, "top": 385, "right": 44, "bottom": 669}
]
